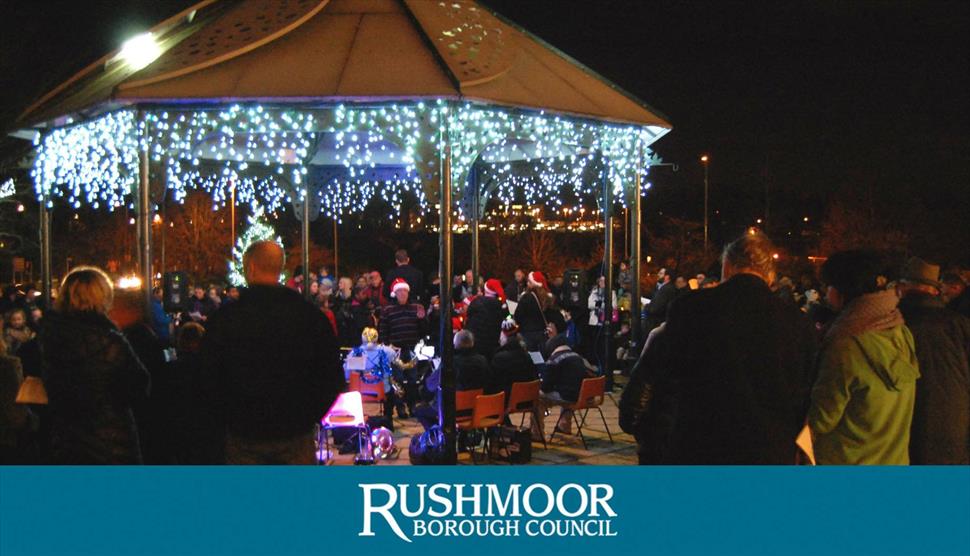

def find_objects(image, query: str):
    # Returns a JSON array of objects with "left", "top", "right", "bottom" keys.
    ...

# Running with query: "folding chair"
[
  {"left": 506, "top": 380, "right": 545, "bottom": 449},
  {"left": 548, "top": 375, "right": 613, "bottom": 450}
]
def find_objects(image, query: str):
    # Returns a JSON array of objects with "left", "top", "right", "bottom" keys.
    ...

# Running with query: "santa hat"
[
  {"left": 391, "top": 278, "right": 410, "bottom": 294},
  {"left": 484, "top": 278, "right": 504, "bottom": 300},
  {"left": 528, "top": 271, "right": 548, "bottom": 290}
]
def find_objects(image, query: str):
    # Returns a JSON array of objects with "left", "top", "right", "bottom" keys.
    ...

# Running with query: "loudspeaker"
[
  {"left": 561, "top": 269, "right": 586, "bottom": 308},
  {"left": 163, "top": 272, "right": 189, "bottom": 313}
]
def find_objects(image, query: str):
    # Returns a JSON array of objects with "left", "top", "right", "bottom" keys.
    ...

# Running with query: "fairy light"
[{"left": 32, "top": 102, "right": 664, "bottom": 219}]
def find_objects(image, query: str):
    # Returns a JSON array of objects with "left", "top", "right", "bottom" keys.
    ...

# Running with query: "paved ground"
[{"left": 321, "top": 376, "right": 638, "bottom": 466}]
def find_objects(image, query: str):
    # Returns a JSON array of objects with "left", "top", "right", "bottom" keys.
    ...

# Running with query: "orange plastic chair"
[
  {"left": 506, "top": 380, "right": 545, "bottom": 449},
  {"left": 549, "top": 375, "right": 613, "bottom": 449},
  {"left": 349, "top": 372, "right": 386, "bottom": 415},
  {"left": 465, "top": 392, "right": 506, "bottom": 462},
  {"left": 455, "top": 389, "right": 483, "bottom": 428}
]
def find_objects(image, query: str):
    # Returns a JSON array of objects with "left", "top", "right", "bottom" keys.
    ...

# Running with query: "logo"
[{"left": 359, "top": 483, "right": 618, "bottom": 542}]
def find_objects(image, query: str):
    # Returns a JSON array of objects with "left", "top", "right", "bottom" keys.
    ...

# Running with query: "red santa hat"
[
  {"left": 528, "top": 271, "right": 548, "bottom": 290},
  {"left": 390, "top": 278, "right": 410, "bottom": 294},
  {"left": 484, "top": 278, "right": 505, "bottom": 300}
]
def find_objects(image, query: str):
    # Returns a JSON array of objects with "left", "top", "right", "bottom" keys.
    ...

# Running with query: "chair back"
[
  {"left": 471, "top": 392, "right": 506, "bottom": 429},
  {"left": 456, "top": 388, "right": 483, "bottom": 424},
  {"left": 571, "top": 376, "right": 606, "bottom": 410},
  {"left": 350, "top": 372, "right": 386, "bottom": 404},
  {"left": 506, "top": 380, "right": 540, "bottom": 414}
]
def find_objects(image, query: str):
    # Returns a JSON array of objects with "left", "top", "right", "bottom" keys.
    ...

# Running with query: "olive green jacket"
[{"left": 809, "top": 325, "right": 920, "bottom": 464}]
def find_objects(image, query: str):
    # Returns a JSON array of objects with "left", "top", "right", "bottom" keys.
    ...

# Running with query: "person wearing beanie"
[
  {"left": 489, "top": 318, "right": 539, "bottom": 401},
  {"left": 896, "top": 257, "right": 970, "bottom": 464},
  {"left": 465, "top": 278, "right": 507, "bottom": 360},
  {"left": 514, "top": 271, "right": 554, "bottom": 352}
]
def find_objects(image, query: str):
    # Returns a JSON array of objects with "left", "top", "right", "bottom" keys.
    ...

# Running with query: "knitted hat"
[
  {"left": 391, "top": 278, "right": 410, "bottom": 294},
  {"left": 501, "top": 318, "right": 519, "bottom": 335},
  {"left": 528, "top": 271, "right": 548, "bottom": 289},
  {"left": 484, "top": 278, "right": 504, "bottom": 299}
]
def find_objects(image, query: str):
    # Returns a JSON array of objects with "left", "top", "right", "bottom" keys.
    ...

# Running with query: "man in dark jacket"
[
  {"left": 465, "top": 278, "right": 506, "bottom": 359},
  {"left": 201, "top": 241, "right": 344, "bottom": 464},
  {"left": 489, "top": 320, "right": 538, "bottom": 398},
  {"left": 644, "top": 270, "right": 675, "bottom": 333},
  {"left": 384, "top": 249, "right": 425, "bottom": 304},
  {"left": 454, "top": 330, "right": 490, "bottom": 391},
  {"left": 379, "top": 279, "right": 426, "bottom": 356},
  {"left": 897, "top": 257, "right": 970, "bottom": 465},
  {"left": 620, "top": 233, "right": 818, "bottom": 464}
]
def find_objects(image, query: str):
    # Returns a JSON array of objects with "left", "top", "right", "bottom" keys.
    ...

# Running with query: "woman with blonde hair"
[{"left": 40, "top": 266, "right": 150, "bottom": 464}]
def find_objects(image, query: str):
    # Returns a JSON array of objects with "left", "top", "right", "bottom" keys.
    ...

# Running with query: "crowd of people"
[{"left": 1, "top": 233, "right": 968, "bottom": 465}]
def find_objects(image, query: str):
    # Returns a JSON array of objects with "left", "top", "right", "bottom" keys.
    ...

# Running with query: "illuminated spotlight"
[
  {"left": 772, "top": 253, "right": 780, "bottom": 260},
  {"left": 153, "top": 214, "right": 162, "bottom": 224},
  {"left": 16, "top": 204, "right": 25, "bottom": 213},
  {"left": 700, "top": 155, "right": 709, "bottom": 163},
  {"left": 129, "top": 217, "right": 136, "bottom": 225},
  {"left": 748, "top": 227, "right": 757, "bottom": 235},
  {"left": 118, "top": 275, "right": 143, "bottom": 290},
  {"left": 117, "top": 32, "right": 162, "bottom": 70},
  {"left": 756, "top": 218, "right": 763, "bottom": 224},
  {"left": 803, "top": 216, "right": 810, "bottom": 222}
]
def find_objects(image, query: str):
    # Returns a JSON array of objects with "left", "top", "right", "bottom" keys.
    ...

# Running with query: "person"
[
  {"left": 488, "top": 319, "right": 538, "bottom": 399},
  {"left": 200, "top": 241, "right": 344, "bottom": 464},
  {"left": 942, "top": 272, "right": 970, "bottom": 318},
  {"left": 332, "top": 277, "right": 357, "bottom": 348},
  {"left": 453, "top": 330, "right": 490, "bottom": 391},
  {"left": 808, "top": 249, "right": 919, "bottom": 465},
  {"left": 379, "top": 279, "right": 426, "bottom": 356},
  {"left": 27, "top": 305, "right": 43, "bottom": 333},
  {"left": 187, "top": 286, "right": 214, "bottom": 323},
  {"left": 453, "top": 269, "right": 475, "bottom": 303},
  {"left": 537, "top": 338, "right": 594, "bottom": 438},
  {"left": 617, "top": 261, "right": 633, "bottom": 294},
  {"left": 206, "top": 286, "right": 223, "bottom": 312},
  {"left": 505, "top": 269, "right": 527, "bottom": 302},
  {"left": 620, "top": 233, "right": 818, "bottom": 464},
  {"left": 896, "top": 257, "right": 970, "bottom": 464},
  {"left": 317, "top": 265, "right": 334, "bottom": 286},
  {"left": 587, "top": 275, "right": 616, "bottom": 373},
  {"left": 0, "top": 336, "right": 31, "bottom": 463},
  {"left": 351, "top": 286, "right": 378, "bottom": 346},
  {"left": 3, "top": 308, "right": 36, "bottom": 355},
  {"left": 39, "top": 267, "right": 150, "bottom": 464},
  {"left": 384, "top": 249, "right": 425, "bottom": 304},
  {"left": 285, "top": 265, "right": 305, "bottom": 293},
  {"left": 150, "top": 286, "right": 173, "bottom": 344},
  {"left": 644, "top": 268, "right": 675, "bottom": 333},
  {"left": 464, "top": 278, "right": 506, "bottom": 360},
  {"left": 345, "top": 327, "right": 406, "bottom": 419},
  {"left": 367, "top": 270, "right": 388, "bottom": 307},
  {"left": 172, "top": 322, "right": 219, "bottom": 463},
  {"left": 514, "top": 271, "right": 553, "bottom": 352}
]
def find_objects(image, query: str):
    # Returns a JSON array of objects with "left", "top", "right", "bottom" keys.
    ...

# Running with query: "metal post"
[
  {"left": 302, "top": 190, "right": 311, "bottom": 300},
  {"left": 333, "top": 217, "right": 338, "bottom": 278},
  {"left": 137, "top": 112, "right": 153, "bottom": 311},
  {"left": 470, "top": 164, "right": 480, "bottom": 290},
  {"left": 602, "top": 162, "right": 614, "bottom": 391},
  {"left": 437, "top": 145, "right": 456, "bottom": 463},
  {"left": 702, "top": 156, "right": 710, "bottom": 253},
  {"left": 230, "top": 182, "right": 236, "bottom": 257},
  {"left": 39, "top": 199, "right": 52, "bottom": 308},
  {"left": 630, "top": 147, "right": 643, "bottom": 351},
  {"left": 160, "top": 188, "right": 167, "bottom": 276}
]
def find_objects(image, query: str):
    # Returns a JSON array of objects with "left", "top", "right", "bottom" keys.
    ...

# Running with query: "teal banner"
[{"left": 2, "top": 467, "right": 968, "bottom": 555}]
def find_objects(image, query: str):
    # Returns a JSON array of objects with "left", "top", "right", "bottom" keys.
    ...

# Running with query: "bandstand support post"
[
  {"left": 39, "top": 199, "right": 52, "bottom": 308},
  {"left": 630, "top": 146, "right": 643, "bottom": 352},
  {"left": 438, "top": 145, "right": 457, "bottom": 463},
  {"left": 137, "top": 111, "right": 153, "bottom": 311},
  {"left": 302, "top": 191, "right": 311, "bottom": 301},
  {"left": 470, "top": 164, "right": 480, "bottom": 290},
  {"left": 602, "top": 161, "right": 614, "bottom": 391}
]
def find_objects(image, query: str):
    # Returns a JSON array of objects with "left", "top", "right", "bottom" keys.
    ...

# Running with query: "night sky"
[{"left": 1, "top": 1, "right": 967, "bottom": 262}]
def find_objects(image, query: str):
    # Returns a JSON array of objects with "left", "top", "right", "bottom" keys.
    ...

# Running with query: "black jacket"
[
  {"left": 644, "top": 280, "right": 677, "bottom": 332},
  {"left": 899, "top": 293, "right": 970, "bottom": 465},
  {"left": 201, "top": 285, "right": 345, "bottom": 441},
  {"left": 540, "top": 347, "right": 590, "bottom": 402},
  {"left": 465, "top": 296, "right": 506, "bottom": 359},
  {"left": 620, "top": 273, "right": 818, "bottom": 464},
  {"left": 489, "top": 338, "right": 538, "bottom": 397},
  {"left": 39, "top": 311, "right": 150, "bottom": 464},
  {"left": 384, "top": 264, "right": 425, "bottom": 304},
  {"left": 454, "top": 347, "right": 490, "bottom": 391}
]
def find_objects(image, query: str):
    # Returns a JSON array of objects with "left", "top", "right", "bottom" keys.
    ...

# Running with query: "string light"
[{"left": 32, "top": 102, "right": 664, "bottom": 219}]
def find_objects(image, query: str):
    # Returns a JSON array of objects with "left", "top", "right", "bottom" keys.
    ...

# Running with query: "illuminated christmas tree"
[{"left": 228, "top": 207, "right": 282, "bottom": 286}]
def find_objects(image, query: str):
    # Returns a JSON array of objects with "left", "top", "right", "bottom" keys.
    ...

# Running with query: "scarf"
[{"left": 824, "top": 289, "right": 904, "bottom": 341}]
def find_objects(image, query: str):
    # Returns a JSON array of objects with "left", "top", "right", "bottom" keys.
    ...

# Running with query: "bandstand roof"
[{"left": 19, "top": 0, "right": 670, "bottom": 130}]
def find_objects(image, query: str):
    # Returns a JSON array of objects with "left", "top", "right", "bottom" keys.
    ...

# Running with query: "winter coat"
[
  {"left": 644, "top": 280, "right": 677, "bottom": 333},
  {"left": 514, "top": 291, "right": 548, "bottom": 350},
  {"left": 541, "top": 346, "right": 591, "bottom": 402},
  {"left": 465, "top": 295, "right": 506, "bottom": 359},
  {"left": 587, "top": 287, "right": 617, "bottom": 326},
  {"left": 489, "top": 337, "right": 538, "bottom": 398},
  {"left": 200, "top": 285, "right": 345, "bottom": 442},
  {"left": 39, "top": 310, "right": 150, "bottom": 464},
  {"left": 454, "top": 347, "right": 490, "bottom": 391},
  {"left": 809, "top": 293, "right": 919, "bottom": 465},
  {"left": 898, "top": 293, "right": 970, "bottom": 464},
  {"left": 620, "top": 273, "right": 818, "bottom": 464}
]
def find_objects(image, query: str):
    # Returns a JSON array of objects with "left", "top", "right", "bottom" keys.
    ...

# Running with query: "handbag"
[
  {"left": 15, "top": 376, "right": 48, "bottom": 405},
  {"left": 408, "top": 425, "right": 450, "bottom": 465}
]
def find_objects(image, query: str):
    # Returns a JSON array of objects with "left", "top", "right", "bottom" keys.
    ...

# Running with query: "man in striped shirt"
[{"left": 380, "top": 279, "right": 427, "bottom": 416}]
